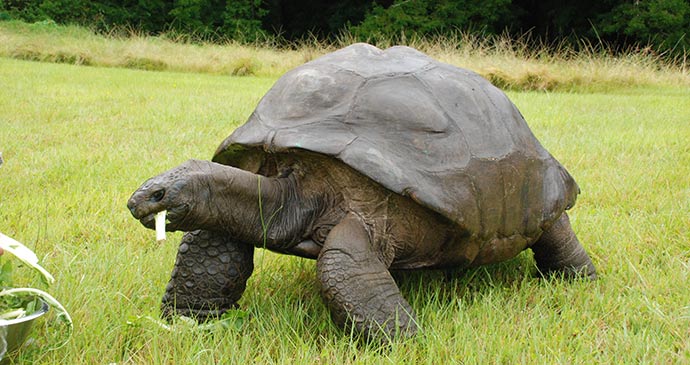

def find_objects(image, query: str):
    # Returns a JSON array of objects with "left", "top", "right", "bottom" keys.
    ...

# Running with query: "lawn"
[{"left": 0, "top": 56, "right": 689, "bottom": 364}]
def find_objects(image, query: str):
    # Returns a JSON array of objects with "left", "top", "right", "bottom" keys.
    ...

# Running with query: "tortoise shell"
[{"left": 213, "top": 43, "right": 578, "bottom": 241}]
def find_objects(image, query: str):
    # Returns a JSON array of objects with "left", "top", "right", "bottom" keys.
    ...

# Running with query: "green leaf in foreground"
[
  {"left": 0, "top": 233, "right": 54, "bottom": 284},
  {"left": 0, "top": 233, "right": 73, "bottom": 347}
]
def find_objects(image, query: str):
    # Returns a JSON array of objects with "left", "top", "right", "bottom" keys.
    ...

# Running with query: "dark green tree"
[
  {"left": 38, "top": 0, "right": 95, "bottom": 24},
  {"left": 598, "top": 0, "right": 690, "bottom": 53},
  {"left": 509, "top": 0, "right": 619, "bottom": 38},
  {"left": 261, "top": 0, "right": 371, "bottom": 39},
  {"left": 1, "top": 0, "right": 47, "bottom": 22},
  {"left": 1, "top": 0, "right": 687, "bottom": 54},
  {"left": 95, "top": 0, "right": 172, "bottom": 32},
  {"left": 222, "top": 0, "right": 266, "bottom": 41},
  {"left": 349, "top": 0, "right": 512, "bottom": 42},
  {"left": 168, "top": 0, "right": 217, "bottom": 34}
]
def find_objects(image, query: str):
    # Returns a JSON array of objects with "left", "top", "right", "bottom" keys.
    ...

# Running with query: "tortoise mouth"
[
  {"left": 139, "top": 213, "right": 156, "bottom": 228},
  {"left": 138, "top": 204, "right": 189, "bottom": 231}
]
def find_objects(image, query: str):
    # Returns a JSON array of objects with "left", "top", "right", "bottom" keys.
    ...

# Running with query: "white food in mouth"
[{"left": 155, "top": 210, "right": 167, "bottom": 242}]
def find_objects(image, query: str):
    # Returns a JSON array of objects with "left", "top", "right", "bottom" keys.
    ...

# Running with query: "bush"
[
  {"left": 38, "top": 0, "right": 95, "bottom": 25},
  {"left": 598, "top": 0, "right": 690, "bottom": 54},
  {"left": 0, "top": 0, "right": 7, "bottom": 20},
  {"left": 349, "top": 0, "right": 511, "bottom": 43},
  {"left": 221, "top": 0, "right": 266, "bottom": 42},
  {"left": 168, "top": 0, "right": 211, "bottom": 35},
  {"left": 1, "top": 0, "right": 45, "bottom": 22}
]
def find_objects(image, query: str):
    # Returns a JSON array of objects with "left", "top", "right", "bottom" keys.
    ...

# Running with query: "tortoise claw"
[{"left": 160, "top": 301, "right": 237, "bottom": 323}]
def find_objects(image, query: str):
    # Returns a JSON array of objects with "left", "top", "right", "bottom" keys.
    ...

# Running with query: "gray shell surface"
[{"left": 214, "top": 43, "right": 578, "bottom": 240}]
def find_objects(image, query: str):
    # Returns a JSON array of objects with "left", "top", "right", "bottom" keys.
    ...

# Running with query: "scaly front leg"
[
  {"left": 161, "top": 230, "right": 254, "bottom": 321},
  {"left": 317, "top": 213, "right": 417, "bottom": 340}
]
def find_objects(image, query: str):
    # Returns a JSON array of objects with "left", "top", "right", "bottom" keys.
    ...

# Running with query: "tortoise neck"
[{"left": 210, "top": 166, "right": 318, "bottom": 249}]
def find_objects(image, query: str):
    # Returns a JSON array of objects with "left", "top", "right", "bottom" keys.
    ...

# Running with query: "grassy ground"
[
  {"left": 1, "top": 20, "right": 689, "bottom": 92},
  {"left": 0, "top": 52, "right": 689, "bottom": 363}
]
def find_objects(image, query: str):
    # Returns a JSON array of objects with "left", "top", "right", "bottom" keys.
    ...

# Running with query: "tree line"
[{"left": 1, "top": 0, "right": 688, "bottom": 55}]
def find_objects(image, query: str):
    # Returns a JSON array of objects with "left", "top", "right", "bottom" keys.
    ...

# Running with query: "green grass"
[{"left": 1, "top": 55, "right": 689, "bottom": 364}]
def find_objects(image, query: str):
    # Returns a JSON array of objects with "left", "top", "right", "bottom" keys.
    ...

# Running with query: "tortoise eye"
[{"left": 151, "top": 189, "right": 165, "bottom": 202}]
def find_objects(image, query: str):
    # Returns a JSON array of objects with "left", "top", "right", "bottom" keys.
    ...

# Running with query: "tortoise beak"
[
  {"left": 127, "top": 196, "right": 155, "bottom": 230},
  {"left": 127, "top": 192, "right": 148, "bottom": 219}
]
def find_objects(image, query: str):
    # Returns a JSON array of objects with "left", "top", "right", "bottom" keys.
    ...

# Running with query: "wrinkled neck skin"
[{"left": 196, "top": 163, "right": 318, "bottom": 250}]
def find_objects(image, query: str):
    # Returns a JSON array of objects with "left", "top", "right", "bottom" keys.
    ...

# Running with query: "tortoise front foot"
[
  {"left": 317, "top": 213, "right": 417, "bottom": 341},
  {"left": 161, "top": 230, "right": 254, "bottom": 322}
]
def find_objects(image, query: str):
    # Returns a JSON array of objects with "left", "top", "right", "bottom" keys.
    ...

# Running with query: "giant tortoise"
[{"left": 127, "top": 43, "right": 596, "bottom": 339}]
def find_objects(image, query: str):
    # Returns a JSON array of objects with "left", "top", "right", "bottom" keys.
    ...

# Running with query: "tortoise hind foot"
[
  {"left": 531, "top": 213, "right": 597, "bottom": 280},
  {"left": 161, "top": 230, "right": 254, "bottom": 322},
  {"left": 317, "top": 213, "right": 417, "bottom": 341}
]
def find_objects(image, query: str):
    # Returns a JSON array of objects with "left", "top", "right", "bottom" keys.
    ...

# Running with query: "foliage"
[
  {"left": 350, "top": 0, "right": 512, "bottom": 43},
  {"left": 0, "top": 233, "right": 73, "bottom": 357},
  {"left": 221, "top": 0, "right": 267, "bottom": 42},
  {"left": 1, "top": 0, "right": 44, "bottom": 22},
  {"left": 598, "top": 0, "right": 690, "bottom": 53},
  {"left": 0, "top": 0, "right": 687, "bottom": 55},
  {"left": 167, "top": 0, "right": 218, "bottom": 35},
  {"left": 37, "top": 0, "right": 95, "bottom": 25},
  {"left": 0, "top": 0, "right": 267, "bottom": 41},
  {"left": 0, "top": 0, "right": 8, "bottom": 21}
]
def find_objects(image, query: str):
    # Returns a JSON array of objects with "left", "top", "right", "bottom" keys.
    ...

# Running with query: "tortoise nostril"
[
  {"left": 151, "top": 189, "right": 165, "bottom": 202},
  {"left": 127, "top": 196, "right": 140, "bottom": 216}
]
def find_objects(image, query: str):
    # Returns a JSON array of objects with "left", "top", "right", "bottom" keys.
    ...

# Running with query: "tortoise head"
[{"left": 127, "top": 159, "right": 217, "bottom": 232}]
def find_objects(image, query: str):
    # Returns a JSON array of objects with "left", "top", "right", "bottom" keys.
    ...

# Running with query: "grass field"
[
  {"left": 2, "top": 20, "right": 689, "bottom": 93},
  {"left": 0, "top": 50, "right": 689, "bottom": 363}
]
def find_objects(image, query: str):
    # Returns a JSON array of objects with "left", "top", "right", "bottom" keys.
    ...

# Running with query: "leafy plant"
[
  {"left": 0, "top": 233, "right": 72, "bottom": 345},
  {"left": 221, "top": 0, "right": 267, "bottom": 42},
  {"left": 349, "top": 0, "right": 511, "bottom": 43},
  {"left": 597, "top": 0, "right": 690, "bottom": 54}
]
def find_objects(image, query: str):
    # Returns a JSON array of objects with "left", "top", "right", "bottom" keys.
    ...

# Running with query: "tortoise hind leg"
[
  {"left": 531, "top": 213, "right": 597, "bottom": 280},
  {"left": 161, "top": 230, "right": 254, "bottom": 321},
  {"left": 317, "top": 213, "right": 417, "bottom": 340}
]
